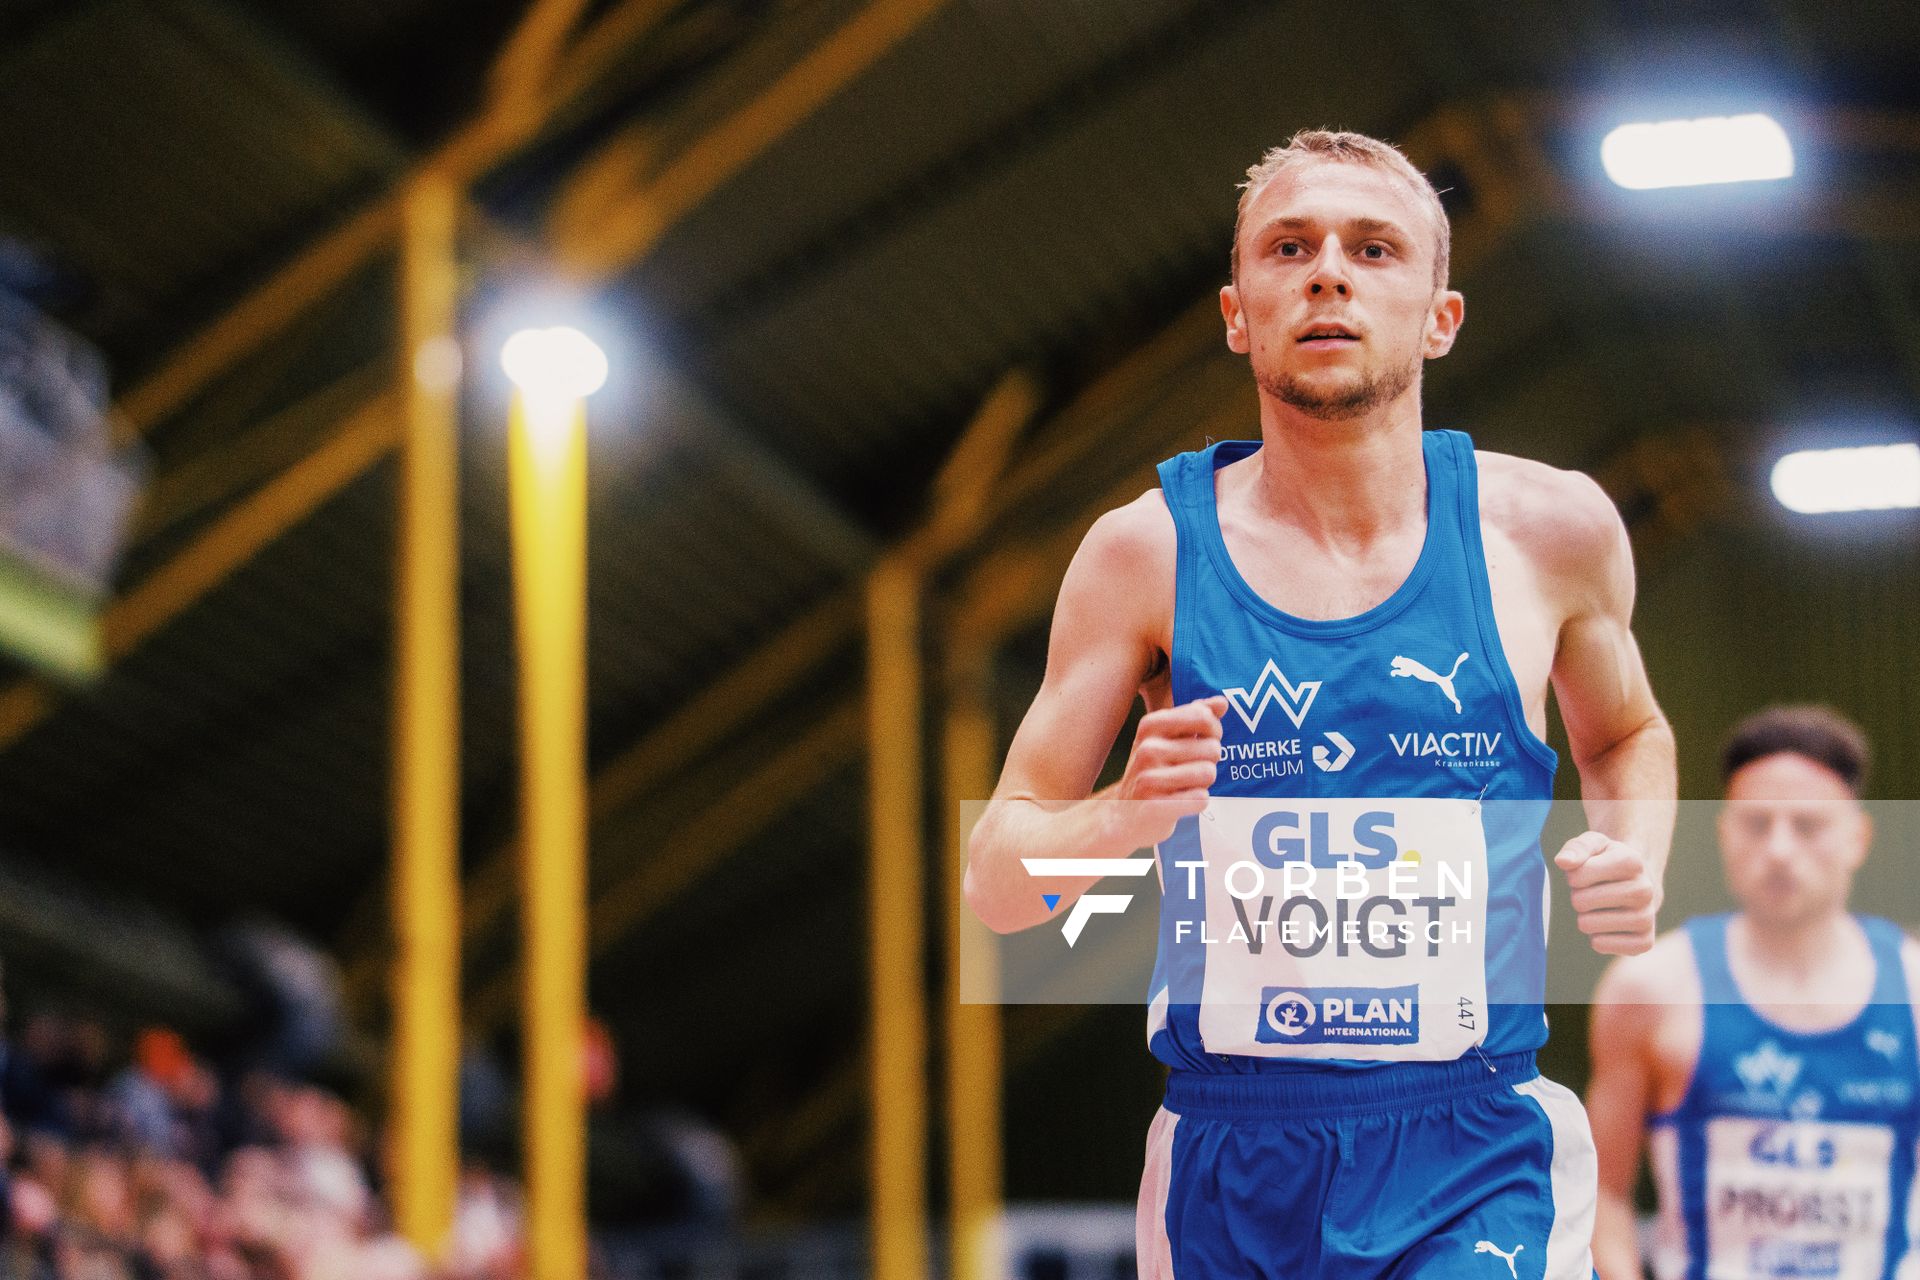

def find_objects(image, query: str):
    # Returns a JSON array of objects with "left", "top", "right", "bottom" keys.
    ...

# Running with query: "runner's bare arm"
[
  {"left": 964, "top": 493, "right": 1226, "bottom": 935},
  {"left": 1530, "top": 465, "right": 1676, "bottom": 955},
  {"left": 1587, "top": 951, "right": 1666, "bottom": 1280}
]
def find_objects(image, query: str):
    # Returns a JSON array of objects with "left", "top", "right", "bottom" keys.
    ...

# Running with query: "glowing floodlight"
[
  {"left": 1770, "top": 443, "right": 1920, "bottom": 514},
  {"left": 500, "top": 326, "right": 608, "bottom": 400},
  {"left": 1601, "top": 114, "right": 1794, "bottom": 190}
]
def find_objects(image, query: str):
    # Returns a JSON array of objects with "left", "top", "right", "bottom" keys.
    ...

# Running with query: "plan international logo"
[{"left": 1255, "top": 984, "right": 1420, "bottom": 1045}]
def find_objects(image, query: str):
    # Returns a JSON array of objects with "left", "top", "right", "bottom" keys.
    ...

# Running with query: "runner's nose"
[
  {"left": 1762, "top": 814, "right": 1799, "bottom": 864},
  {"left": 1306, "top": 239, "right": 1353, "bottom": 298}
]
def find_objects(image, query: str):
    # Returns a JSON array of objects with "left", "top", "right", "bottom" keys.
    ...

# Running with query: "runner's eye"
[{"left": 1791, "top": 812, "right": 1831, "bottom": 841}]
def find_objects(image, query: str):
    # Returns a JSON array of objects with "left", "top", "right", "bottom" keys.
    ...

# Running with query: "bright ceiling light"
[
  {"left": 1770, "top": 443, "right": 1920, "bottom": 514},
  {"left": 500, "top": 326, "right": 609, "bottom": 399},
  {"left": 1601, "top": 113, "right": 1794, "bottom": 190}
]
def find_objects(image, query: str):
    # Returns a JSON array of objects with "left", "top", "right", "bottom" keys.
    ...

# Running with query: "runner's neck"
[
  {"left": 1242, "top": 407, "right": 1428, "bottom": 547},
  {"left": 1730, "top": 910, "right": 1867, "bottom": 1002}
]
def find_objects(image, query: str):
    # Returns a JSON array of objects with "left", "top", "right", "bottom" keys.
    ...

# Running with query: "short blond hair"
[{"left": 1231, "top": 129, "right": 1450, "bottom": 288}]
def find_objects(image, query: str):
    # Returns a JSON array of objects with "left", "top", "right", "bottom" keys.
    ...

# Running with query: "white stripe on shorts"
[{"left": 1513, "top": 1075, "right": 1600, "bottom": 1280}]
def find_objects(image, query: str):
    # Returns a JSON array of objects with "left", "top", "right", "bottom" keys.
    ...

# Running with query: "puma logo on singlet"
[
  {"left": 1473, "top": 1240, "right": 1523, "bottom": 1277},
  {"left": 1390, "top": 651, "right": 1470, "bottom": 714}
]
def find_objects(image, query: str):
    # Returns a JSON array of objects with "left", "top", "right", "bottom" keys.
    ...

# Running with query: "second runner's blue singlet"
[{"left": 1648, "top": 913, "right": 1920, "bottom": 1280}]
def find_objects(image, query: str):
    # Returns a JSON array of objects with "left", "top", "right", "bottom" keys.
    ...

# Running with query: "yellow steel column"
[
  {"left": 867, "top": 557, "right": 928, "bottom": 1280},
  {"left": 508, "top": 387, "right": 590, "bottom": 1280},
  {"left": 390, "top": 173, "right": 462, "bottom": 1261},
  {"left": 943, "top": 647, "right": 1003, "bottom": 1280}
]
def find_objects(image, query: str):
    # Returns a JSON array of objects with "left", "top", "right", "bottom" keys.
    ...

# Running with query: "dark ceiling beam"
[
  {"left": 155, "top": 0, "right": 412, "bottom": 171},
  {"left": 0, "top": 0, "right": 113, "bottom": 78},
  {"left": 701, "top": 425, "right": 880, "bottom": 574},
  {"left": 126, "top": 366, "right": 389, "bottom": 548},
  {"left": 548, "top": 0, "right": 957, "bottom": 277},
  {"left": 660, "top": 0, "right": 1260, "bottom": 343},
  {"left": 111, "top": 202, "right": 402, "bottom": 448},
  {"left": 105, "top": 0, "right": 693, "bottom": 447},
  {"left": 488, "top": 0, "right": 596, "bottom": 120},
  {"left": 626, "top": 349, "right": 883, "bottom": 574}
]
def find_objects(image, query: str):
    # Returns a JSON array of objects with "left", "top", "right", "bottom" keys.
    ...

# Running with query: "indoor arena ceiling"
[{"left": 0, "top": 0, "right": 1917, "bottom": 1212}]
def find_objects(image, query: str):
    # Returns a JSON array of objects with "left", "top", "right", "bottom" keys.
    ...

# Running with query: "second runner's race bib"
[{"left": 1704, "top": 1117, "right": 1893, "bottom": 1280}]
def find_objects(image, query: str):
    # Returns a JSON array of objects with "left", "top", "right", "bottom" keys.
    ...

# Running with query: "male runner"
[
  {"left": 1588, "top": 706, "right": 1919, "bottom": 1280},
  {"left": 965, "top": 129, "right": 1676, "bottom": 1278}
]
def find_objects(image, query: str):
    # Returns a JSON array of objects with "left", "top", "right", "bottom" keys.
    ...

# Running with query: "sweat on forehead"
[{"left": 1230, "top": 132, "right": 1451, "bottom": 288}]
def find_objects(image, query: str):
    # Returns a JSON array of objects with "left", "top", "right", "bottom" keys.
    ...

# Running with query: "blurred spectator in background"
[
  {"left": 213, "top": 923, "right": 347, "bottom": 1083},
  {"left": 0, "top": 950, "right": 748, "bottom": 1280},
  {"left": 0, "top": 1005, "right": 440, "bottom": 1280}
]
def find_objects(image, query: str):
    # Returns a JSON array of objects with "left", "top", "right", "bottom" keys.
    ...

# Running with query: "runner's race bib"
[
  {"left": 1704, "top": 1117, "right": 1893, "bottom": 1280},
  {"left": 1189, "top": 796, "right": 1490, "bottom": 1060}
]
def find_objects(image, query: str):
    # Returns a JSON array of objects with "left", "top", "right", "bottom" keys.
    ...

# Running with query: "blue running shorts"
[{"left": 1135, "top": 1052, "right": 1597, "bottom": 1278}]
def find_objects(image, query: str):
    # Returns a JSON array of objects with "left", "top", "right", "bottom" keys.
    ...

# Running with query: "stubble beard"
[{"left": 1258, "top": 349, "right": 1422, "bottom": 422}]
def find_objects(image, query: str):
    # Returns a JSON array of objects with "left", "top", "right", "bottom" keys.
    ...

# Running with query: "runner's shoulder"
[
  {"left": 1073, "top": 489, "right": 1177, "bottom": 586},
  {"left": 1590, "top": 928, "right": 1697, "bottom": 1055},
  {"left": 1899, "top": 933, "right": 1920, "bottom": 1004},
  {"left": 1594, "top": 926, "right": 1696, "bottom": 1008},
  {"left": 1475, "top": 451, "right": 1622, "bottom": 551},
  {"left": 1475, "top": 450, "right": 1628, "bottom": 598}
]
